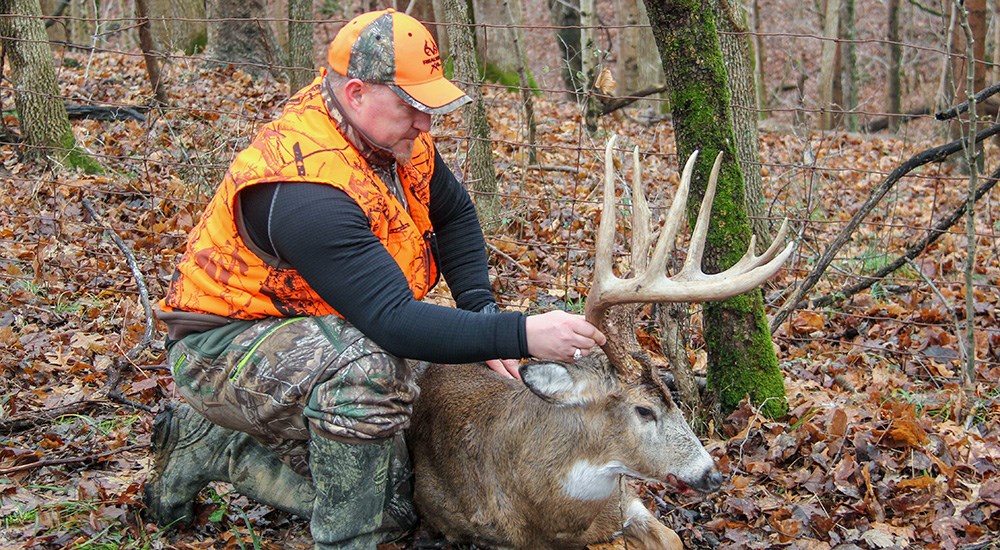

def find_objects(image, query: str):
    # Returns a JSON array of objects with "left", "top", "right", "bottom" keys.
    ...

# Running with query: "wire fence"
[{"left": 2, "top": 0, "right": 998, "bottom": 384}]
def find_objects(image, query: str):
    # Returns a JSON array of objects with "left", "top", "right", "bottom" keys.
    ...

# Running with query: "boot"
[
  {"left": 144, "top": 403, "right": 315, "bottom": 527},
  {"left": 308, "top": 434, "right": 395, "bottom": 550}
]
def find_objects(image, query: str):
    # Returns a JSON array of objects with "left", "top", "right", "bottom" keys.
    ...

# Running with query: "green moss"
[
  {"left": 56, "top": 129, "right": 103, "bottom": 174},
  {"left": 187, "top": 31, "right": 208, "bottom": 55},
  {"left": 483, "top": 63, "right": 540, "bottom": 95}
]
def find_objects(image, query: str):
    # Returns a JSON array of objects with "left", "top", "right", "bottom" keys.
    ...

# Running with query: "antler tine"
[
  {"left": 643, "top": 149, "right": 698, "bottom": 288},
  {"left": 586, "top": 139, "right": 795, "bottom": 330},
  {"left": 677, "top": 152, "right": 722, "bottom": 279},
  {"left": 590, "top": 135, "right": 619, "bottom": 303}
]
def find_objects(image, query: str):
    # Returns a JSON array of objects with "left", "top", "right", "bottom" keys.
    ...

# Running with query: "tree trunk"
[
  {"left": 442, "top": 0, "right": 500, "bottom": 228},
  {"left": 951, "top": 0, "right": 987, "bottom": 106},
  {"left": 68, "top": 0, "right": 96, "bottom": 48},
  {"left": 548, "top": 0, "right": 584, "bottom": 97},
  {"left": 751, "top": 0, "right": 766, "bottom": 115},
  {"left": 642, "top": 0, "right": 788, "bottom": 419},
  {"left": 886, "top": 0, "right": 901, "bottom": 132},
  {"left": 205, "top": 0, "right": 282, "bottom": 77},
  {"left": 616, "top": 0, "right": 662, "bottom": 111},
  {"left": 0, "top": 0, "right": 73, "bottom": 153},
  {"left": 286, "top": 0, "right": 313, "bottom": 94},
  {"left": 948, "top": 0, "right": 989, "bottom": 162},
  {"left": 715, "top": 0, "right": 770, "bottom": 250},
  {"left": 818, "top": 0, "right": 842, "bottom": 129},
  {"left": 148, "top": 0, "right": 206, "bottom": 54},
  {"left": 502, "top": 0, "right": 537, "bottom": 164},
  {"left": 579, "top": 0, "right": 597, "bottom": 86},
  {"left": 136, "top": 0, "right": 169, "bottom": 106},
  {"left": 841, "top": 0, "right": 857, "bottom": 131},
  {"left": 473, "top": 0, "right": 519, "bottom": 78}
]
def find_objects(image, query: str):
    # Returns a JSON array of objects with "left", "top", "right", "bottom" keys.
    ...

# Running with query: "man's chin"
[{"left": 393, "top": 143, "right": 416, "bottom": 164}]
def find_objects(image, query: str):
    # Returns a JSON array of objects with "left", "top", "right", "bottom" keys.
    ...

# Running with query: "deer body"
[
  {"left": 408, "top": 360, "right": 719, "bottom": 549},
  {"left": 407, "top": 137, "right": 794, "bottom": 549}
]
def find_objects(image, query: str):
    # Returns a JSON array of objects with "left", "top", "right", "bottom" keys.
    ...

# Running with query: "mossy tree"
[
  {"left": 0, "top": 0, "right": 100, "bottom": 173},
  {"left": 643, "top": 0, "right": 788, "bottom": 418}
]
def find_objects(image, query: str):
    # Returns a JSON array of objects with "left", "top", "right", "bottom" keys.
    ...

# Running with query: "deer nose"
[{"left": 703, "top": 469, "right": 723, "bottom": 492}]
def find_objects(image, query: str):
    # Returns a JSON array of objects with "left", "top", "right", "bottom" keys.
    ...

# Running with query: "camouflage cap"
[{"left": 328, "top": 9, "right": 471, "bottom": 115}]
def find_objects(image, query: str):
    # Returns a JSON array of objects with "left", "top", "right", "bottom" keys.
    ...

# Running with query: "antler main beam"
[{"left": 584, "top": 135, "right": 795, "bottom": 328}]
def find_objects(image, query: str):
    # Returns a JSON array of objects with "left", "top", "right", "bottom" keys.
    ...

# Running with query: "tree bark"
[
  {"left": 818, "top": 0, "right": 842, "bottom": 129},
  {"left": 0, "top": 0, "right": 74, "bottom": 154},
  {"left": 136, "top": 0, "right": 169, "bottom": 106},
  {"left": 148, "top": 0, "right": 206, "bottom": 54},
  {"left": 205, "top": 0, "right": 282, "bottom": 77},
  {"left": 473, "top": 0, "right": 520, "bottom": 77},
  {"left": 616, "top": 0, "right": 662, "bottom": 111},
  {"left": 286, "top": 0, "right": 313, "bottom": 94},
  {"left": 841, "top": 0, "right": 857, "bottom": 131},
  {"left": 887, "top": 0, "right": 901, "bottom": 132},
  {"left": 548, "top": 0, "right": 584, "bottom": 97},
  {"left": 442, "top": 0, "right": 500, "bottom": 228},
  {"left": 715, "top": 0, "right": 770, "bottom": 250},
  {"left": 643, "top": 0, "right": 788, "bottom": 419}
]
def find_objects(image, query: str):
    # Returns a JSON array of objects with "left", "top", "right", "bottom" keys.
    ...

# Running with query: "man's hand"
[
  {"left": 525, "top": 310, "right": 606, "bottom": 363},
  {"left": 485, "top": 358, "right": 521, "bottom": 380}
]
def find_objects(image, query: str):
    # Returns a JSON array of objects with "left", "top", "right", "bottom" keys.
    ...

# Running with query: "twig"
[
  {"left": 906, "top": 258, "right": 967, "bottom": 362},
  {"left": 487, "top": 242, "right": 533, "bottom": 277},
  {"left": 0, "top": 444, "right": 148, "bottom": 476},
  {"left": 812, "top": 164, "right": 1000, "bottom": 309},
  {"left": 81, "top": 197, "right": 155, "bottom": 361},
  {"left": 771, "top": 122, "right": 1000, "bottom": 332},
  {"left": 954, "top": 0, "right": 979, "bottom": 390},
  {"left": 935, "top": 81, "right": 1000, "bottom": 121},
  {"left": 0, "top": 400, "right": 106, "bottom": 435},
  {"left": 599, "top": 86, "right": 670, "bottom": 115},
  {"left": 526, "top": 164, "right": 580, "bottom": 174}
]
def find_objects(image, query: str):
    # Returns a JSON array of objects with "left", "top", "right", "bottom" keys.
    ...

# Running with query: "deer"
[{"left": 406, "top": 136, "right": 794, "bottom": 549}]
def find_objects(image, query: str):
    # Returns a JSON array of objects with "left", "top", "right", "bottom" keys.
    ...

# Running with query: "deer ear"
[{"left": 521, "top": 362, "right": 593, "bottom": 405}]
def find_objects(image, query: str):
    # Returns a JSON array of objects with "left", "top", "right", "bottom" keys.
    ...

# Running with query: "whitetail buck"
[{"left": 407, "top": 136, "right": 794, "bottom": 549}]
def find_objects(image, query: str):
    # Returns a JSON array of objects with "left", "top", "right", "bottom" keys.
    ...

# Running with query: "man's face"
[{"left": 354, "top": 83, "right": 432, "bottom": 163}]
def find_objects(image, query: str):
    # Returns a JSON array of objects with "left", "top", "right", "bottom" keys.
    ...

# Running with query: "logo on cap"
[{"left": 423, "top": 41, "right": 442, "bottom": 74}]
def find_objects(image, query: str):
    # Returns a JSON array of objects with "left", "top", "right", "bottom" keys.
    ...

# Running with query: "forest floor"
[{"left": 1, "top": 17, "right": 999, "bottom": 550}]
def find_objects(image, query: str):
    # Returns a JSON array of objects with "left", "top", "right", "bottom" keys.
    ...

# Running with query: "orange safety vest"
[{"left": 159, "top": 75, "right": 438, "bottom": 320}]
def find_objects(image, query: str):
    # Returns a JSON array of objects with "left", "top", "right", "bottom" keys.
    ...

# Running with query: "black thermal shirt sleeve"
[
  {"left": 427, "top": 149, "right": 497, "bottom": 313},
  {"left": 241, "top": 179, "right": 528, "bottom": 364}
]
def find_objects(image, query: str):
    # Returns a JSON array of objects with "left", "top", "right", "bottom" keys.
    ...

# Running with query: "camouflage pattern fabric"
[{"left": 168, "top": 314, "right": 419, "bottom": 476}]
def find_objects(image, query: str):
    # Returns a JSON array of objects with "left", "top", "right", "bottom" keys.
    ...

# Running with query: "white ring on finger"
[{"left": 573, "top": 348, "right": 582, "bottom": 361}]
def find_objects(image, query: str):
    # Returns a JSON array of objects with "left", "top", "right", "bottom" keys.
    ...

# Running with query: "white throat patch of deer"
[{"left": 407, "top": 136, "right": 793, "bottom": 549}]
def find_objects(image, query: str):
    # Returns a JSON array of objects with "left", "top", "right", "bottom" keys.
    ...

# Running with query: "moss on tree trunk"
[{"left": 644, "top": 0, "right": 787, "bottom": 418}]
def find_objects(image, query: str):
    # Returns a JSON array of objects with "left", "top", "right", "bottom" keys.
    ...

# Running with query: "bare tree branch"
[
  {"left": 935, "top": 81, "right": 1000, "bottom": 120},
  {"left": 771, "top": 122, "right": 1000, "bottom": 331},
  {"left": 811, "top": 164, "right": 1000, "bottom": 308}
]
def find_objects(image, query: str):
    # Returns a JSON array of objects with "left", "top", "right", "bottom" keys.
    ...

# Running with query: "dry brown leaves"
[{"left": 1, "top": 49, "right": 997, "bottom": 549}]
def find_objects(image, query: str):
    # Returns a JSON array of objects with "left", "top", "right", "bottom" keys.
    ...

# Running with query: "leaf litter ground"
[{"left": 1, "top": 51, "right": 998, "bottom": 549}]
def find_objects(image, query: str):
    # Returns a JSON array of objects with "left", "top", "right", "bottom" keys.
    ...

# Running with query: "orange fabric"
[{"left": 159, "top": 75, "right": 438, "bottom": 320}]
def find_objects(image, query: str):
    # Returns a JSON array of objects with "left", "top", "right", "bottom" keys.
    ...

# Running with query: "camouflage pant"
[{"left": 167, "top": 315, "right": 419, "bottom": 477}]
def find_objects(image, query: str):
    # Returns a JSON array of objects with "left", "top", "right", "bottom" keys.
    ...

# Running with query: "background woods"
[{"left": 1, "top": 0, "right": 999, "bottom": 548}]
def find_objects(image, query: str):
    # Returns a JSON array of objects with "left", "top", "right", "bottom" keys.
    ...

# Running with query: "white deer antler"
[{"left": 584, "top": 136, "right": 794, "bottom": 378}]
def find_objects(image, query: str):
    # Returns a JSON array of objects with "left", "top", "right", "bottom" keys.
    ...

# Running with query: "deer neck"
[{"left": 561, "top": 459, "right": 641, "bottom": 501}]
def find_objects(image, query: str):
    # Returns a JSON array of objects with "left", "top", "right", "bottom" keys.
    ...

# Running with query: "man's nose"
[{"left": 414, "top": 111, "right": 431, "bottom": 133}]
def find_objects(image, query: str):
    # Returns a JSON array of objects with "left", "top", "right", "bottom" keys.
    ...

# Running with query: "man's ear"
[{"left": 341, "top": 78, "right": 367, "bottom": 110}]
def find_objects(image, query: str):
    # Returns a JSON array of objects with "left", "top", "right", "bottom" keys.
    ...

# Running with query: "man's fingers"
[{"left": 484, "top": 358, "right": 518, "bottom": 379}]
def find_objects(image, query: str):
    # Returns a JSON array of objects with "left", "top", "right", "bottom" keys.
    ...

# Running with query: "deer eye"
[{"left": 635, "top": 406, "right": 656, "bottom": 421}]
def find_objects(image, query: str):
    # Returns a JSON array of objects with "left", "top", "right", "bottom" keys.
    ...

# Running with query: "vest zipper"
[{"left": 423, "top": 230, "right": 440, "bottom": 289}]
